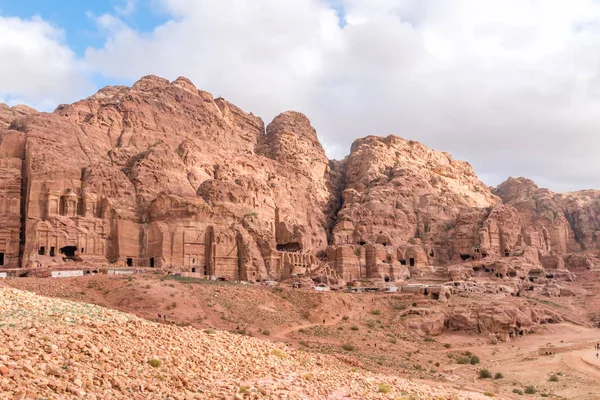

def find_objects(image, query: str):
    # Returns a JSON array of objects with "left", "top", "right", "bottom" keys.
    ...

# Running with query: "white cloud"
[
  {"left": 0, "top": 15, "right": 93, "bottom": 111},
  {"left": 79, "top": 0, "right": 600, "bottom": 191},
  {"left": 115, "top": 0, "right": 138, "bottom": 16}
]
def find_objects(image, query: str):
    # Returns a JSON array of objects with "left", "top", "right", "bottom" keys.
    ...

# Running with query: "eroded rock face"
[
  {"left": 0, "top": 103, "right": 35, "bottom": 129},
  {"left": 0, "top": 76, "right": 335, "bottom": 280},
  {"left": 1, "top": 75, "right": 600, "bottom": 284}
]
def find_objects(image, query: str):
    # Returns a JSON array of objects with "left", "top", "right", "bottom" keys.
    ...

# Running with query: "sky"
[{"left": 2, "top": 0, "right": 600, "bottom": 192}]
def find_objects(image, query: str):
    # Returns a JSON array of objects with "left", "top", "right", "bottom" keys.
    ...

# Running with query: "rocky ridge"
[{"left": 1, "top": 75, "right": 600, "bottom": 288}]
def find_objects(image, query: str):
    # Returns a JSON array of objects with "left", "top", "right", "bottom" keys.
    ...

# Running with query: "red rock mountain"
[{"left": 0, "top": 75, "right": 598, "bottom": 282}]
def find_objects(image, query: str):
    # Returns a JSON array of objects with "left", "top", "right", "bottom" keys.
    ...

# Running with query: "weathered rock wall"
[{"left": 2, "top": 75, "right": 600, "bottom": 281}]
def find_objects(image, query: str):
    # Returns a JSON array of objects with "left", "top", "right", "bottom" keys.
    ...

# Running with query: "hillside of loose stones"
[{"left": 0, "top": 287, "right": 492, "bottom": 399}]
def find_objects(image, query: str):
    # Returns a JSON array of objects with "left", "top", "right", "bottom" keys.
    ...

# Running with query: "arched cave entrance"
[
  {"left": 384, "top": 276, "right": 390, "bottom": 282},
  {"left": 409, "top": 258, "right": 415, "bottom": 266},
  {"left": 60, "top": 246, "right": 77, "bottom": 259},
  {"left": 126, "top": 257, "right": 133, "bottom": 267}
]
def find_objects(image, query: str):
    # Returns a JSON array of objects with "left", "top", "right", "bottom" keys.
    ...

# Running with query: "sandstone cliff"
[{"left": 1, "top": 75, "right": 599, "bottom": 283}]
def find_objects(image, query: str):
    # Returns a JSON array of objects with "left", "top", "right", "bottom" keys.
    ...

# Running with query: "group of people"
[
  {"left": 157, "top": 313, "right": 167, "bottom": 322},
  {"left": 595, "top": 343, "right": 599, "bottom": 358}
]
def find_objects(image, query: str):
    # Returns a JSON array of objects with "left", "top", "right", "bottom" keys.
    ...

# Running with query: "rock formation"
[{"left": 1, "top": 75, "right": 600, "bottom": 283}]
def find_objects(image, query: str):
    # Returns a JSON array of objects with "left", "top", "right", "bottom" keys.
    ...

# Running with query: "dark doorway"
[
  {"left": 384, "top": 276, "right": 390, "bottom": 282},
  {"left": 0, "top": 252, "right": 4, "bottom": 266},
  {"left": 400, "top": 259, "right": 406, "bottom": 265},
  {"left": 409, "top": 258, "right": 415, "bottom": 266},
  {"left": 150, "top": 257, "right": 155, "bottom": 268},
  {"left": 50, "top": 247, "right": 55, "bottom": 257},
  {"left": 81, "top": 248, "right": 84, "bottom": 253},
  {"left": 192, "top": 267, "right": 196, "bottom": 273},
  {"left": 60, "top": 246, "right": 77, "bottom": 258},
  {"left": 276, "top": 242, "right": 302, "bottom": 252},
  {"left": 126, "top": 258, "right": 133, "bottom": 267},
  {"left": 429, "top": 250, "right": 434, "bottom": 257},
  {"left": 358, "top": 241, "right": 366, "bottom": 246},
  {"left": 38, "top": 246, "right": 45, "bottom": 256},
  {"left": 504, "top": 249, "right": 509, "bottom": 257},
  {"left": 460, "top": 254, "right": 471, "bottom": 261}
]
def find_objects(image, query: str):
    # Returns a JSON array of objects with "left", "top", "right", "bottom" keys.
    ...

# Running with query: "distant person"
[
  {"left": 157, "top": 313, "right": 161, "bottom": 321},
  {"left": 164, "top": 314, "right": 167, "bottom": 321},
  {"left": 323, "top": 319, "right": 325, "bottom": 324}
]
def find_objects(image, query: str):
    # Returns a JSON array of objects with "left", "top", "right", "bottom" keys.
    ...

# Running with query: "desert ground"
[{"left": 5, "top": 273, "right": 600, "bottom": 399}]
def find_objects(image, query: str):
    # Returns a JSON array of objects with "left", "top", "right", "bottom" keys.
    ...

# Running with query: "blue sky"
[
  {"left": 0, "top": 0, "right": 168, "bottom": 88},
  {"left": 0, "top": 0, "right": 167, "bottom": 53}
]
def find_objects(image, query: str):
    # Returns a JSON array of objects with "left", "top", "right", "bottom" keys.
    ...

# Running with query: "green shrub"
[
  {"left": 272, "top": 349, "right": 284, "bottom": 358},
  {"left": 456, "top": 357, "right": 470, "bottom": 364},
  {"left": 299, "top": 341, "right": 309, "bottom": 347},
  {"left": 371, "top": 309, "right": 381, "bottom": 315},
  {"left": 148, "top": 359, "right": 162, "bottom": 368},
  {"left": 239, "top": 386, "right": 249, "bottom": 393},
  {"left": 470, "top": 355, "right": 480, "bottom": 365},
  {"left": 393, "top": 303, "right": 407, "bottom": 310},
  {"left": 549, "top": 374, "right": 558, "bottom": 382},
  {"left": 483, "top": 392, "right": 494, "bottom": 397},
  {"left": 365, "top": 320, "right": 377, "bottom": 329},
  {"left": 443, "top": 343, "right": 451, "bottom": 348},
  {"left": 524, "top": 386, "right": 536, "bottom": 394},
  {"left": 435, "top": 362, "right": 440, "bottom": 367},
  {"left": 350, "top": 326, "right": 359, "bottom": 331},
  {"left": 341, "top": 343, "right": 355, "bottom": 351},
  {"left": 424, "top": 337, "right": 435, "bottom": 342},
  {"left": 378, "top": 384, "right": 391, "bottom": 394},
  {"left": 262, "top": 329, "right": 270, "bottom": 336},
  {"left": 479, "top": 369, "right": 492, "bottom": 379},
  {"left": 342, "top": 315, "right": 349, "bottom": 321},
  {"left": 512, "top": 388, "right": 523, "bottom": 395},
  {"left": 494, "top": 372, "right": 503, "bottom": 379},
  {"left": 204, "top": 328, "right": 215, "bottom": 335}
]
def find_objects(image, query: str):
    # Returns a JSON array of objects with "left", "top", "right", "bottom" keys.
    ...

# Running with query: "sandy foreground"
[{"left": 0, "top": 287, "right": 491, "bottom": 399}]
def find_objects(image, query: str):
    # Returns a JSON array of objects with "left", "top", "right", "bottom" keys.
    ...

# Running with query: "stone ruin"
[{"left": 1, "top": 76, "right": 600, "bottom": 286}]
